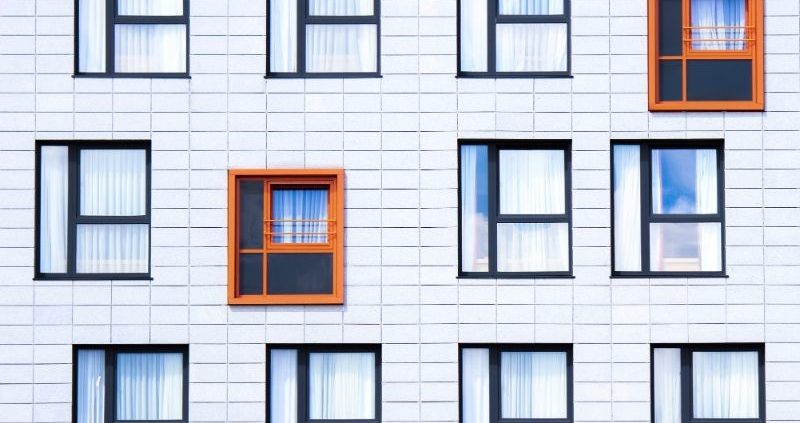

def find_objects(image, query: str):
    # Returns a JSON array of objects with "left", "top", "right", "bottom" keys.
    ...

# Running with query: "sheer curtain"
[
  {"left": 309, "top": 0, "right": 373, "bottom": 15},
  {"left": 40, "top": 146, "right": 69, "bottom": 273},
  {"left": 501, "top": 351, "right": 567, "bottom": 418},
  {"left": 460, "top": 0, "right": 488, "bottom": 72},
  {"left": 613, "top": 145, "right": 641, "bottom": 272},
  {"left": 270, "top": 0, "right": 298, "bottom": 72},
  {"left": 693, "top": 351, "right": 759, "bottom": 418},
  {"left": 270, "top": 349, "right": 298, "bottom": 423},
  {"left": 691, "top": 0, "right": 746, "bottom": 50},
  {"left": 77, "top": 350, "right": 105, "bottom": 423},
  {"left": 653, "top": 348, "right": 681, "bottom": 423},
  {"left": 118, "top": 0, "right": 183, "bottom": 15},
  {"left": 651, "top": 150, "right": 664, "bottom": 270},
  {"left": 497, "top": 223, "right": 569, "bottom": 271},
  {"left": 460, "top": 145, "right": 489, "bottom": 272},
  {"left": 308, "top": 352, "right": 375, "bottom": 419},
  {"left": 115, "top": 24, "right": 186, "bottom": 73},
  {"left": 306, "top": 25, "right": 377, "bottom": 73},
  {"left": 272, "top": 188, "right": 329, "bottom": 243},
  {"left": 78, "top": 0, "right": 106, "bottom": 72},
  {"left": 696, "top": 150, "right": 721, "bottom": 271},
  {"left": 496, "top": 24, "right": 567, "bottom": 72},
  {"left": 116, "top": 352, "right": 183, "bottom": 420},
  {"left": 499, "top": 0, "right": 564, "bottom": 15},
  {"left": 461, "top": 348, "right": 490, "bottom": 423}
]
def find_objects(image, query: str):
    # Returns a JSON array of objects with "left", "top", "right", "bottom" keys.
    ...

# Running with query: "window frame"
[
  {"left": 266, "top": 344, "right": 382, "bottom": 423},
  {"left": 266, "top": 0, "right": 382, "bottom": 78},
  {"left": 73, "top": 0, "right": 191, "bottom": 78},
  {"left": 72, "top": 344, "right": 190, "bottom": 423},
  {"left": 610, "top": 139, "right": 726, "bottom": 278},
  {"left": 227, "top": 169, "right": 345, "bottom": 305},
  {"left": 650, "top": 344, "right": 766, "bottom": 423},
  {"left": 34, "top": 140, "right": 152, "bottom": 281},
  {"left": 456, "top": 0, "right": 572, "bottom": 78},
  {"left": 647, "top": 0, "right": 764, "bottom": 111},
  {"left": 458, "top": 344, "right": 574, "bottom": 423},
  {"left": 458, "top": 140, "right": 573, "bottom": 279}
]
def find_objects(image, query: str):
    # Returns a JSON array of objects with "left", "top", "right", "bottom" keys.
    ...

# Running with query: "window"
[
  {"left": 75, "top": 0, "right": 189, "bottom": 76},
  {"left": 268, "top": 0, "right": 380, "bottom": 77},
  {"left": 36, "top": 141, "right": 151, "bottom": 280},
  {"left": 612, "top": 141, "right": 725, "bottom": 277},
  {"left": 228, "top": 170, "right": 344, "bottom": 305},
  {"left": 459, "top": 141, "right": 572, "bottom": 277},
  {"left": 268, "top": 345, "right": 381, "bottom": 423},
  {"left": 460, "top": 345, "right": 573, "bottom": 423},
  {"left": 73, "top": 345, "right": 188, "bottom": 423},
  {"left": 648, "top": 0, "right": 763, "bottom": 110},
  {"left": 458, "top": 0, "right": 571, "bottom": 77},
  {"left": 651, "top": 345, "right": 765, "bottom": 423}
]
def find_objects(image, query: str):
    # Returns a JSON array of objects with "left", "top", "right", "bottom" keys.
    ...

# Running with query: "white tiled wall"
[{"left": 1, "top": 0, "right": 800, "bottom": 421}]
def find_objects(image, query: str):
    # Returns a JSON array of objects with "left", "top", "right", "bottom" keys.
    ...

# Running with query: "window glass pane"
[
  {"left": 272, "top": 188, "right": 329, "bottom": 244},
  {"left": 239, "top": 180, "right": 264, "bottom": 249},
  {"left": 649, "top": 222, "right": 721, "bottom": 272},
  {"left": 460, "top": 145, "right": 489, "bottom": 272},
  {"left": 497, "top": 223, "right": 569, "bottom": 272},
  {"left": 652, "top": 149, "right": 718, "bottom": 214},
  {"left": 118, "top": 0, "right": 183, "bottom": 15},
  {"left": 115, "top": 24, "right": 186, "bottom": 73},
  {"left": 460, "top": 0, "right": 488, "bottom": 72},
  {"left": 693, "top": 351, "right": 759, "bottom": 418},
  {"left": 270, "top": 0, "right": 298, "bottom": 72},
  {"left": 500, "top": 351, "right": 567, "bottom": 419},
  {"left": 308, "top": 0, "right": 373, "bottom": 15},
  {"left": 267, "top": 253, "right": 333, "bottom": 294},
  {"left": 461, "top": 348, "right": 490, "bottom": 423},
  {"left": 306, "top": 24, "right": 378, "bottom": 73},
  {"left": 499, "top": 0, "right": 564, "bottom": 15},
  {"left": 499, "top": 149, "right": 565, "bottom": 215},
  {"left": 77, "top": 350, "right": 105, "bottom": 423},
  {"left": 613, "top": 145, "right": 641, "bottom": 272},
  {"left": 80, "top": 149, "right": 147, "bottom": 216},
  {"left": 308, "top": 352, "right": 375, "bottom": 419},
  {"left": 270, "top": 350, "right": 298, "bottom": 423},
  {"left": 496, "top": 23, "right": 567, "bottom": 72},
  {"left": 78, "top": 0, "right": 106, "bottom": 72},
  {"left": 116, "top": 352, "right": 183, "bottom": 420},
  {"left": 690, "top": 0, "right": 746, "bottom": 50},
  {"left": 40, "top": 146, "right": 69, "bottom": 273},
  {"left": 653, "top": 348, "right": 681, "bottom": 423},
  {"left": 238, "top": 253, "right": 263, "bottom": 295},
  {"left": 77, "top": 224, "right": 149, "bottom": 273}
]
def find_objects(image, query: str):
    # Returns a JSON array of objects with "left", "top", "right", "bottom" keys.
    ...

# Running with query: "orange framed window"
[
  {"left": 648, "top": 0, "right": 763, "bottom": 111},
  {"left": 228, "top": 169, "right": 344, "bottom": 305}
]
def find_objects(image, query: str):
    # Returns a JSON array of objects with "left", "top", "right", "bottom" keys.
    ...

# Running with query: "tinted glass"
[
  {"left": 659, "top": 60, "right": 682, "bottom": 102},
  {"left": 239, "top": 180, "right": 264, "bottom": 249},
  {"left": 267, "top": 253, "right": 333, "bottom": 295},
  {"left": 687, "top": 59, "right": 752, "bottom": 101},
  {"left": 659, "top": 0, "right": 683, "bottom": 56},
  {"left": 238, "top": 253, "right": 263, "bottom": 295}
]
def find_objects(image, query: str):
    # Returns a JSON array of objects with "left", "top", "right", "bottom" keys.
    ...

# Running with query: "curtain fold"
[
  {"left": 497, "top": 223, "right": 569, "bottom": 272},
  {"left": 80, "top": 149, "right": 146, "bottom": 216},
  {"left": 309, "top": 0, "right": 373, "bottom": 15},
  {"left": 613, "top": 145, "right": 641, "bottom": 272},
  {"left": 653, "top": 348, "right": 681, "bottom": 423},
  {"left": 308, "top": 352, "right": 375, "bottom": 419},
  {"left": 459, "top": 0, "right": 488, "bottom": 72},
  {"left": 118, "top": 0, "right": 183, "bottom": 15},
  {"left": 306, "top": 24, "right": 378, "bottom": 73},
  {"left": 501, "top": 351, "right": 567, "bottom": 418},
  {"left": 272, "top": 188, "right": 329, "bottom": 243},
  {"left": 460, "top": 145, "right": 489, "bottom": 272},
  {"left": 693, "top": 351, "right": 759, "bottom": 418},
  {"left": 461, "top": 348, "right": 490, "bottom": 423},
  {"left": 696, "top": 149, "right": 721, "bottom": 271},
  {"left": 499, "top": 149, "right": 565, "bottom": 215},
  {"left": 115, "top": 24, "right": 186, "bottom": 73},
  {"left": 78, "top": 0, "right": 106, "bottom": 72},
  {"left": 77, "top": 224, "right": 149, "bottom": 273},
  {"left": 270, "top": 0, "right": 298, "bottom": 72},
  {"left": 499, "top": 0, "right": 564, "bottom": 15},
  {"left": 496, "top": 23, "right": 567, "bottom": 72},
  {"left": 77, "top": 350, "right": 105, "bottom": 423},
  {"left": 691, "top": 0, "right": 746, "bottom": 50},
  {"left": 116, "top": 352, "right": 183, "bottom": 420},
  {"left": 40, "top": 146, "right": 69, "bottom": 273},
  {"left": 270, "top": 349, "right": 298, "bottom": 423}
]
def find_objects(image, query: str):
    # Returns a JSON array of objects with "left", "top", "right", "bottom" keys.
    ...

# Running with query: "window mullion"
[
  {"left": 488, "top": 146, "right": 498, "bottom": 274},
  {"left": 640, "top": 145, "right": 651, "bottom": 273},
  {"left": 106, "top": 0, "right": 115, "bottom": 73},
  {"left": 297, "top": 0, "right": 306, "bottom": 73},
  {"left": 487, "top": 0, "right": 495, "bottom": 74},
  {"left": 67, "top": 147, "right": 78, "bottom": 276}
]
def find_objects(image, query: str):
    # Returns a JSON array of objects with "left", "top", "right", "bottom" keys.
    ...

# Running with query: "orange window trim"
[
  {"left": 648, "top": 0, "right": 764, "bottom": 111},
  {"left": 227, "top": 169, "right": 345, "bottom": 305}
]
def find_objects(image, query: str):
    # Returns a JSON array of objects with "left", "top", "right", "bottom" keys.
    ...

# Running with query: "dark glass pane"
[
  {"left": 659, "top": 60, "right": 682, "bottom": 102},
  {"left": 658, "top": 0, "right": 682, "bottom": 56},
  {"left": 239, "top": 253, "right": 263, "bottom": 295},
  {"left": 687, "top": 60, "right": 752, "bottom": 101},
  {"left": 267, "top": 253, "right": 333, "bottom": 295},
  {"left": 239, "top": 181, "right": 264, "bottom": 249}
]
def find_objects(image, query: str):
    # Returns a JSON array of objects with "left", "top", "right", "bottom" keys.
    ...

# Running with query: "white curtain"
[
  {"left": 308, "top": 352, "right": 375, "bottom": 420},
  {"left": 309, "top": 0, "right": 373, "bottom": 15},
  {"left": 653, "top": 348, "right": 681, "bottom": 423},
  {"left": 116, "top": 352, "right": 183, "bottom": 420},
  {"left": 306, "top": 24, "right": 377, "bottom": 73},
  {"left": 461, "top": 145, "right": 489, "bottom": 272},
  {"left": 613, "top": 145, "right": 641, "bottom": 272},
  {"left": 460, "top": 0, "right": 488, "bottom": 72},
  {"left": 40, "top": 146, "right": 69, "bottom": 273},
  {"left": 691, "top": 0, "right": 746, "bottom": 50},
  {"left": 499, "top": 149, "right": 565, "bottom": 215},
  {"left": 270, "top": 0, "right": 298, "bottom": 72},
  {"left": 77, "top": 350, "right": 105, "bottom": 423},
  {"left": 693, "top": 351, "right": 759, "bottom": 418},
  {"left": 270, "top": 349, "right": 298, "bottom": 423},
  {"left": 78, "top": 0, "right": 106, "bottom": 72},
  {"left": 696, "top": 149, "right": 721, "bottom": 271},
  {"left": 461, "top": 348, "right": 490, "bottom": 423},
  {"left": 118, "top": 0, "right": 183, "bottom": 15},
  {"left": 499, "top": 0, "right": 564, "bottom": 15},
  {"left": 81, "top": 150, "right": 146, "bottom": 216},
  {"left": 497, "top": 223, "right": 569, "bottom": 272},
  {"left": 272, "top": 188, "right": 328, "bottom": 243},
  {"left": 77, "top": 224, "right": 149, "bottom": 273},
  {"left": 115, "top": 24, "right": 186, "bottom": 73},
  {"left": 501, "top": 351, "right": 567, "bottom": 419},
  {"left": 496, "top": 24, "right": 567, "bottom": 72}
]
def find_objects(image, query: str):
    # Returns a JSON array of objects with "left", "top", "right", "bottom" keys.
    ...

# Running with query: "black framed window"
[
  {"left": 73, "top": 345, "right": 189, "bottom": 423},
  {"left": 651, "top": 344, "right": 765, "bottom": 423},
  {"left": 458, "top": 0, "right": 571, "bottom": 77},
  {"left": 459, "top": 140, "right": 572, "bottom": 278},
  {"left": 35, "top": 141, "right": 151, "bottom": 280},
  {"left": 460, "top": 344, "right": 573, "bottom": 423},
  {"left": 267, "top": 0, "right": 381, "bottom": 77},
  {"left": 611, "top": 140, "right": 725, "bottom": 277},
  {"left": 75, "top": 0, "right": 190, "bottom": 77},
  {"left": 267, "top": 344, "right": 381, "bottom": 423}
]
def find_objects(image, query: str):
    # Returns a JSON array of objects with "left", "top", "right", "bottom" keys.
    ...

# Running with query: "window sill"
[
  {"left": 610, "top": 273, "right": 729, "bottom": 279},
  {"left": 73, "top": 73, "right": 191, "bottom": 79},
  {"left": 458, "top": 273, "right": 575, "bottom": 279},
  {"left": 649, "top": 100, "right": 763, "bottom": 112},
  {"left": 457, "top": 72, "right": 573, "bottom": 79},
  {"left": 34, "top": 275, "right": 153, "bottom": 281},
  {"left": 265, "top": 73, "right": 382, "bottom": 79}
]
